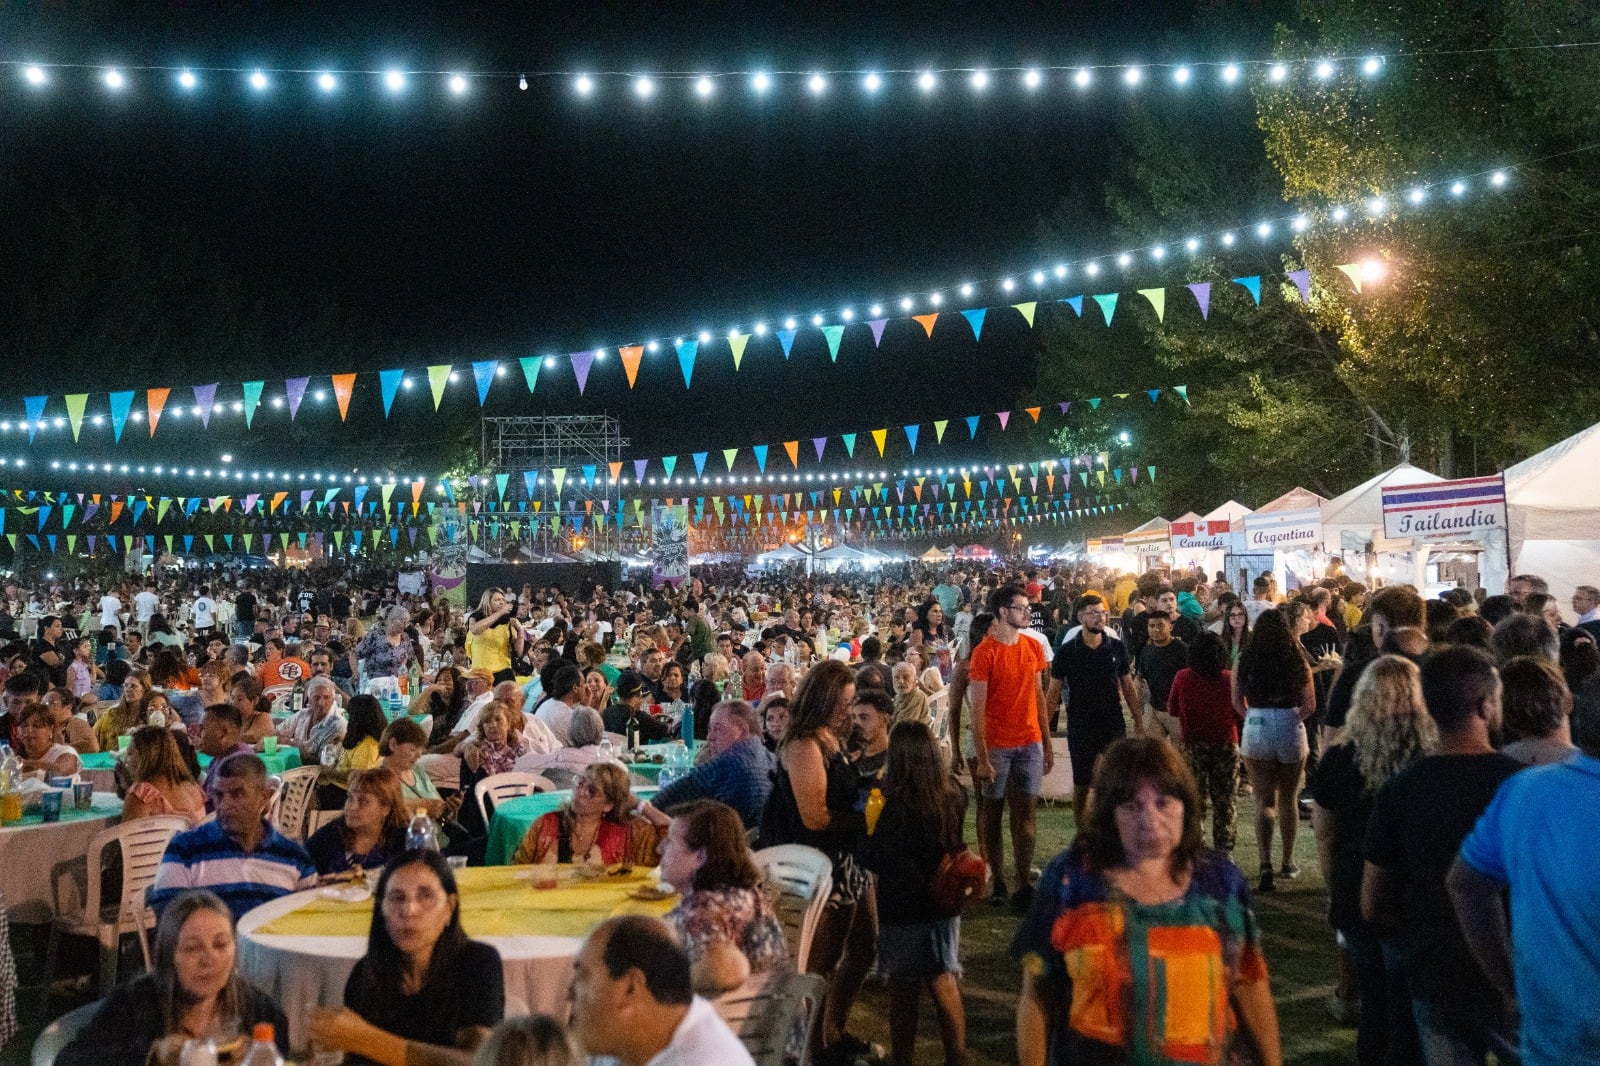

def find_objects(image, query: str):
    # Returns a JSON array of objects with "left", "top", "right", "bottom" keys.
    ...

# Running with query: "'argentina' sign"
[
  {"left": 1381, "top": 475, "right": 1507, "bottom": 541},
  {"left": 1242, "top": 508, "right": 1322, "bottom": 550}
]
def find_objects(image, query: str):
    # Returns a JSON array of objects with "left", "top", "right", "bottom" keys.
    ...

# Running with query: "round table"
[
  {"left": 78, "top": 748, "right": 303, "bottom": 794},
  {"left": 237, "top": 864, "right": 677, "bottom": 1049},
  {"left": 0, "top": 792, "right": 124, "bottom": 922},
  {"left": 485, "top": 787, "right": 658, "bottom": 866}
]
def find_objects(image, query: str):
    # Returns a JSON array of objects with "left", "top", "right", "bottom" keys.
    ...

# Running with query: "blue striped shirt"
[
  {"left": 148, "top": 819, "right": 317, "bottom": 921},
  {"left": 653, "top": 736, "right": 776, "bottom": 828}
]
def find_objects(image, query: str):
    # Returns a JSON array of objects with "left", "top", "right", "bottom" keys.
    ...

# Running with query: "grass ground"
[
  {"left": 848, "top": 795, "right": 1355, "bottom": 1065},
  {"left": 3, "top": 796, "right": 1353, "bottom": 1065}
]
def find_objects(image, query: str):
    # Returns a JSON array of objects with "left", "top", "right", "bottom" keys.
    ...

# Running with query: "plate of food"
[{"left": 626, "top": 884, "right": 676, "bottom": 902}]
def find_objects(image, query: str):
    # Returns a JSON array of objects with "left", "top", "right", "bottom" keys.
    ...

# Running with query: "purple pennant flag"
[
  {"left": 812, "top": 437, "right": 827, "bottom": 461},
  {"left": 1058, "top": 401, "right": 1071, "bottom": 415},
  {"left": 285, "top": 377, "right": 310, "bottom": 420},
  {"left": 634, "top": 459, "right": 648, "bottom": 482},
  {"left": 570, "top": 350, "right": 596, "bottom": 395},
  {"left": 193, "top": 384, "right": 217, "bottom": 427},
  {"left": 1286, "top": 269, "right": 1312, "bottom": 304},
  {"left": 867, "top": 319, "right": 889, "bottom": 347},
  {"left": 1186, "top": 282, "right": 1211, "bottom": 320}
]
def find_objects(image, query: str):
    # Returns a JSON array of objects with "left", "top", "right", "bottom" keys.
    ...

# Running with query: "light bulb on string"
[
  {"left": 248, "top": 70, "right": 269, "bottom": 91},
  {"left": 447, "top": 74, "right": 468, "bottom": 95},
  {"left": 1123, "top": 66, "right": 1142, "bottom": 86},
  {"left": 695, "top": 75, "right": 714, "bottom": 98},
  {"left": 177, "top": 69, "right": 197, "bottom": 90},
  {"left": 1221, "top": 64, "right": 1240, "bottom": 84},
  {"left": 1220, "top": 232, "right": 1235, "bottom": 246},
  {"left": 1022, "top": 68, "right": 1042, "bottom": 89},
  {"left": 23, "top": 65, "right": 47, "bottom": 86},
  {"left": 1173, "top": 66, "right": 1191, "bottom": 85},
  {"left": 862, "top": 71, "right": 882, "bottom": 93},
  {"left": 1085, "top": 262, "right": 1100, "bottom": 276},
  {"left": 1451, "top": 181, "right": 1467, "bottom": 196},
  {"left": 1032, "top": 270, "right": 1046, "bottom": 285},
  {"left": 807, "top": 73, "right": 826, "bottom": 95},
  {"left": 1002, "top": 277, "right": 1016, "bottom": 291},
  {"left": 103, "top": 69, "right": 125, "bottom": 91},
  {"left": 960, "top": 283, "right": 974, "bottom": 297},
  {"left": 1270, "top": 64, "right": 1288, "bottom": 83},
  {"left": 575, "top": 74, "right": 594, "bottom": 96},
  {"left": 750, "top": 71, "right": 771, "bottom": 94},
  {"left": 634, "top": 76, "right": 654, "bottom": 98},
  {"left": 317, "top": 72, "right": 337, "bottom": 92},
  {"left": 1363, "top": 56, "right": 1384, "bottom": 76},
  {"left": 1491, "top": 170, "right": 1508, "bottom": 186},
  {"left": 918, "top": 70, "right": 937, "bottom": 93},
  {"left": 970, "top": 69, "right": 989, "bottom": 92},
  {"left": 1256, "top": 222, "right": 1272, "bottom": 238},
  {"left": 1073, "top": 68, "right": 1092, "bottom": 89},
  {"left": 518, "top": 75, "right": 528, "bottom": 90},
  {"left": 382, "top": 69, "right": 406, "bottom": 93},
  {"left": 1315, "top": 61, "right": 1335, "bottom": 79},
  {"left": 1054, "top": 264, "right": 1068, "bottom": 278}
]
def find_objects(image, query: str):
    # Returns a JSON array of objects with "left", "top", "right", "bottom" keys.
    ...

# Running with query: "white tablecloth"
[
  {"left": 0, "top": 794, "right": 123, "bottom": 923},
  {"left": 237, "top": 889, "right": 583, "bottom": 1049}
]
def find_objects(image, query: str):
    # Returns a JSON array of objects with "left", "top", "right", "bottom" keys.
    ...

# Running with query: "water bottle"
[
  {"left": 241, "top": 1024, "right": 282, "bottom": 1066},
  {"left": 680, "top": 704, "right": 695, "bottom": 749},
  {"left": 178, "top": 1038, "right": 218, "bottom": 1066},
  {"left": 406, "top": 809, "right": 439, "bottom": 852},
  {"left": 292, "top": 678, "right": 306, "bottom": 712}
]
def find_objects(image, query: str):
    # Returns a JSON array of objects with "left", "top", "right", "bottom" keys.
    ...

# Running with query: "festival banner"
[
  {"left": 1381, "top": 475, "right": 1507, "bottom": 541},
  {"left": 1170, "top": 519, "right": 1233, "bottom": 551},
  {"left": 650, "top": 503, "right": 690, "bottom": 588},
  {"left": 1242, "top": 508, "right": 1322, "bottom": 550}
]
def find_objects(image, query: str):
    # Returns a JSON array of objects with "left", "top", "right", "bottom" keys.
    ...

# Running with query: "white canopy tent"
[
  {"left": 1173, "top": 501, "right": 1255, "bottom": 578},
  {"left": 920, "top": 546, "right": 952, "bottom": 562},
  {"left": 1320, "top": 464, "right": 1443, "bottom": 590},
  {"left": 1231, "top": 487, "right": 1327, "bottom": 593},
  {"left": 1504, "top": 420, "right": 1600, "bottom": 603}
]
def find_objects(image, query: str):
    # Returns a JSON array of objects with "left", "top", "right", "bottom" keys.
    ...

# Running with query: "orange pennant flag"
[
  {"left": 609, "top": 462, "right": 623, "bottom": 479},
  {"left": 411, "top": 480, "right": 425, "bottom": 504},
  {"left": 147, "top": 388, "right": 170, "bottom": 436},
  {"left": 912, "top": 313, "right": 939, "bottom": 338},
  {"left": 271, "top": 491, "right": 287, "bottom": 513},
  {"left": 784, "top": 441, "right": 800, "bottom": 468},
  {"left": 1025, "top": 406, "right": 1042, "bottom": 423},
  {"left": 585, "top": 499, "right": 593, "bottom": 514},
  {"left": 331, "top": 374, "right": 357, "bottom": 421},
  {"left": 619, "top": 345, "right": 644, "bottom": 388},
  {"left": 110, "top": 500, "right": 124, "bottom": 523}
]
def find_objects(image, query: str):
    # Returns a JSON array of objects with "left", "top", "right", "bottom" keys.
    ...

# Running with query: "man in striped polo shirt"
[{"left": 149, "top": 753, "right": 316, "bottom": 921}]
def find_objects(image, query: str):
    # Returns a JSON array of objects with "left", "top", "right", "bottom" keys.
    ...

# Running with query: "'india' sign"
[
  {"left": 1381, "top": 475, "right": 1507, "bottom": 541},
  {"left": 1242, "top": 508, "right": 1322, "bottom": 550}
]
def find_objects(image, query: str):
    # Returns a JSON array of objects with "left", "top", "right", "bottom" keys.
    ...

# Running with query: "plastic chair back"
[{"left": 752, "top": 844, "right": 833, "bottom": 972}]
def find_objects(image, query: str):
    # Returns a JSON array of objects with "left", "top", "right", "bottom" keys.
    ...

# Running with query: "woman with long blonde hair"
[{"left": 1310, "top": 655, "right": 1437, "bottom": 1066}]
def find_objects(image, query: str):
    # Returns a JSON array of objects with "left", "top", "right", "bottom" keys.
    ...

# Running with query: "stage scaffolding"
[{"left": 479, "top": 415, "right": 630, "bottom": 558}]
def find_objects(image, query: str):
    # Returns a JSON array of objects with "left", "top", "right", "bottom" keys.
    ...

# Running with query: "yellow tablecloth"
[{"left": 256, "top": 865, "right": 677, "bottom": 940}]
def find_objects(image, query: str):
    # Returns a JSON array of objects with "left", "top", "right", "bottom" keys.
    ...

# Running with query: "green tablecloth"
[
  {"left": 80, "top": 747, "right": 303, "bottom": 776},
  {"left": 1, "top": 791, "right": 122, "bottom": 828},
  {"left": 485, "top": 787, "right": 658, "bottom": 866}
]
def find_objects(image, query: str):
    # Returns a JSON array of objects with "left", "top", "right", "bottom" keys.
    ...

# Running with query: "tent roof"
[
  {"left": 758, "top": 544, "right": 805, "bottom": 561},
  {"left": 1255, "top": 486, "right": 1328, "bottom": 513},
  {"left": 1320, "top": 463, "right": 1442, "bottom": 532},
  {"left": 1505, "top": 420, "right": 1600, "bottom": 513},
  {"left": 1203, "top": 500, "right": 1254, "bottom": 523},
  {"left": 1173, "top": 511, "right": 1204, "bottom": 524},
  {"left": 816, "top": 544, "right": 866, "bottom": 559},
  {"left": 919, "top": 546, "right": 951, "bottom": 561},
  {"left": 1124, "top": 516, "right": 1171, "bottom": 534}
]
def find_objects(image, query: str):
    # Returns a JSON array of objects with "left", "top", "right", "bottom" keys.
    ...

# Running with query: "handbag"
[{"left": 929, "top": 847, "right": 989, "bottom": 917}]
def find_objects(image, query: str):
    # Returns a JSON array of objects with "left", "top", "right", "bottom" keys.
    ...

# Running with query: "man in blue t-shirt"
[{"left": 1449, "top": 699, "right": 1600, "bottom": 1066}]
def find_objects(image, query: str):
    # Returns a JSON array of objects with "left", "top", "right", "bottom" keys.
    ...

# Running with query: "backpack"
[{"left": 929, "top": 848, "right": 989, "bottom": 917}]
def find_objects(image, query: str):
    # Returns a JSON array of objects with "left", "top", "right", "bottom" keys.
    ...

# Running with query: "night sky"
[{"left": 0, "top": 1, "right": 1267, "bottom": 484}]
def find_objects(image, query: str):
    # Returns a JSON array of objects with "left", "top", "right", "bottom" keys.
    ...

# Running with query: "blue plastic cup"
[{"left": 39, "top": 790, "right": 63, "bottom": 823}]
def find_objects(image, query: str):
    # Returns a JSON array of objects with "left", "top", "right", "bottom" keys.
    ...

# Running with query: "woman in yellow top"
[
  {"left": 317, "top": 694, "right": 387, "bottom": 809},
  {"left": 466, "top": 589, "right": 526, "bottom": 685}
]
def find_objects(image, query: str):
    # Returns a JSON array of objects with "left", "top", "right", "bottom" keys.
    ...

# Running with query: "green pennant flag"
[
  {"left": 552, "top": 468, "right": 567, "bottom": 495},
  {"left": 722, "top": 448, "right": 738, "bottom": 471},
  {"left": 1138, "top": 288, "right": 1166, "bottom": 322},
  {"left": 241, "top": 381, "right": 264, "bottom": 428},
  {"left": 1174, "top": 385, "right": 1189, "bottom": 405},
  {"left": 518, "top": 356, "right": 540, "bottom": 393},
  {"left": 1012, "top": 301, "right": 1037, "bottom": 327},
  {"left": 65, "top": 394, "right": 88, "bottom": 441},
  {"left": 1091, "top": 293, "right": 1118, "bottom": 325},
  {"left": 427, "top": 365, "right": 451, "bottom": 410}
]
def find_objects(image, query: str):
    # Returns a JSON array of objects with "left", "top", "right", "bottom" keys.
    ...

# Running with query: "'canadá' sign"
[{"left": 1381, "top": 475, "right": 1507, "bottom": 541}]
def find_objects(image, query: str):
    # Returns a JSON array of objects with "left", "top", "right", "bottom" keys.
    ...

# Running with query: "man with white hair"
[
  {"left": 516, "top": 705, "right": 606, "bottom": 776},
  {"left": 277, "top": 676, "right": 346, "bottom": 764}
]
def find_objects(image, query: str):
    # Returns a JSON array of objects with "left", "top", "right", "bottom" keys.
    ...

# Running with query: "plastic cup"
[
  {"left": 117, "top": 735, "right": 131, "bottom": 751},
  {"left": 48, "top": 776, "right": 73, "bottom": 790},
  {"left": 447, "top": 855, "right": 468, "bottom": 872},
  {"left": 74, "top": 783, "right": 94, "bottom": 810},
  {"left": 262, "top": 736, "right": 279, "bottom": 755},
  {"left": 39, "top": 790, "right": 62, "bottom": 823}
]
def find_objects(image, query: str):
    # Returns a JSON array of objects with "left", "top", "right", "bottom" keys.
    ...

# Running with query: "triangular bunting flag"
[
  {"left": 193, "top": 383, "right": 217, "bottom": 427},
  {"left": 933, "top": 419, "right": 948, "bottom": 443},
  {"left": 570, "top": 351, "right": 596, "bottom": 395},
  {"left": 1174, "top": 385, "right": 1190, "bottom": 405},
  {"left": 64, "top": 394, "right": 87, "bottom": 441},
  {"left": 471, "top": 360, "right": 497, "bottom": 404},
  {"left": 1232, "top": 276, "right": 1262, "bottom": 305},
  {"left": 518, "top": 356, "right": 541, "bottom": 394},
  {"left": 752, "top": 445, "right": 768, "bottom": 472},
  {"left": 1138, "top": 288, "right": 1166, "bottom": 322},
  {"left": 22, "top": 397, "right": 44, "bottom": 443},
  {"left": 427, "top": 365, "right": 451, "bottom": 410},
  {"left": 728, "top": 333, "right": 749, "bottom": 370},
  {"left": 722, "top": 448, "right": 738, "bottom": 472},
  {"left": 379, "top": 369, "right": 404, "bottom": 416},
  {"left": 1147, "top": 389, "right": 1162, "bottom": 403},
  {"left": 1025, "top": 406, "right": 1041, "bottom": 423},
  {"left": 777, "top": 329, "right": 798, "bottom": 359},
  {"left": 618, "top": 345, "right": 643, "bottom": 388},
  {"left": 1059, "top": 295, "right": 1084, "bottom": 317},
  {"left": 675, "top": 339, "right": 698, "bottom": 388},
  {"left": 867, "top": 319, "right": 888, "bottom": 347},
  {"left": 1012, "top": 301, "right": 1037, "bottom": 326},
  {"left": 812, "top": 437, "right": 827, "bottom": 461},
  {"left": 997, "top": 411, "right": 1011, "bottom": 430},
  {"left": 1335, "top": 263, "right": 1363, "bottom": 293},
  {"left": 783, "top": 441, "right": 799, "bottom": 467},
  {"left": 241, "top": 381, "right": 263, "bottom": 428},
  {"left": 871, "top": 429, "right": 888, "bottom": 456},
  {"left": 1186, "top": 282, "right": 1211, "bottom": 320},
  {"left": 965, "top": 415, "right": 980, "bottom": 439},
  {"left": 821, "top": 325, "right": 845, "bottom": 362},
  {"left": 912, "top": 313, "right": 939, "bottom": 338},
  {"left": 331, "top": 373, "right": 356, "bottom": 420},
  {"left": 1091, "top": 293, "right": 1118, "bottom": 325},
  {"left": 285, "top": 377, "right": 309, "bottom": 420},
  {"left": 1286, "top": 269, "right": 1312, "bottom": 304},
  {"left": 146, "top": 388, "right": 170, "bottom": 436},
  {"left": 842, "top": 433, "right": 857, "bottom": 457},
  {"left": 960, "top": 308, "right": 986, "bottom": 340},
  {"left": 904, "top": 425, "right": 919, "bottom": 453}
]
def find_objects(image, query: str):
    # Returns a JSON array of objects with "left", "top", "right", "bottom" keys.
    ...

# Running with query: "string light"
[
  {"left": 103, "top": 68, "right": 125, "bottom": 91},
  {"left": 0, "top": 451, "right": 419, "bottom": 486},
  {"left": 177, "top": 69, "right": 197, "bottom": 90},
  {"left": 0, "top": 157, "right": 1547, "bottom": 423}
]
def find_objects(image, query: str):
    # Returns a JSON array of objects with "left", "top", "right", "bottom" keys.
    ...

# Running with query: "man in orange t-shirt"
[
  {"left": 970, "top": 584, "right": 1054, "bottom": 912},
  {"left": 255, "top": 637, "right": 311, "bottom": 690}
]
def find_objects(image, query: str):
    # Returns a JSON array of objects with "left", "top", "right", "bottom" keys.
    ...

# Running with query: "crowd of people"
[{"left": 4, "top": 556, "right": 1595, "bottom": 1065}]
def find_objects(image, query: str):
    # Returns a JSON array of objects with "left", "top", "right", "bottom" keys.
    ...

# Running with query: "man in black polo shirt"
[
  {"left": 1135, "top": 610, "right": 1188, "bottom": 740},
  {"left": 1049, "top": 594, "right": 1142, "bottom": 826}
]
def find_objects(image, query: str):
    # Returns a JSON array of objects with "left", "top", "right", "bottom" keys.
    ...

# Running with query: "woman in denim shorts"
[{"left": 1233, "top": 608, "right": 1314, "bottom": 892}]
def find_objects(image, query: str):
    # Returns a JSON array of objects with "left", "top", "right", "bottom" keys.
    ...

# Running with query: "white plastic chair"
[
  {"left": 473, "top": 771, "right": 554, "bottom": 827},
  {"left": 271, "top": 765, "right": 322, "bottom": 843},
  {"left": 32, "top": 1000, "right": 98, "bottom": 1066},
  {"left": 713, "top": 970, "right": 825, "bottom": 1066},
  {"left": 45, "top": 815, "right": 188, "bottom": 994},
  {"left": 752, "top": 844, "right": 833, "bottom": 972}
]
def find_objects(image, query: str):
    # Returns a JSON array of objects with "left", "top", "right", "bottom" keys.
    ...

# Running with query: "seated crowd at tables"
[{"left": 5, "top": 560, "right": 1598, "bottom": 1065}]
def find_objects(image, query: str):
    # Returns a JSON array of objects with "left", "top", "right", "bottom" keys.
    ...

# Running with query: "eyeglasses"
[{"left": 382, "top": 888, "right": 445, "bottom": 912}]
